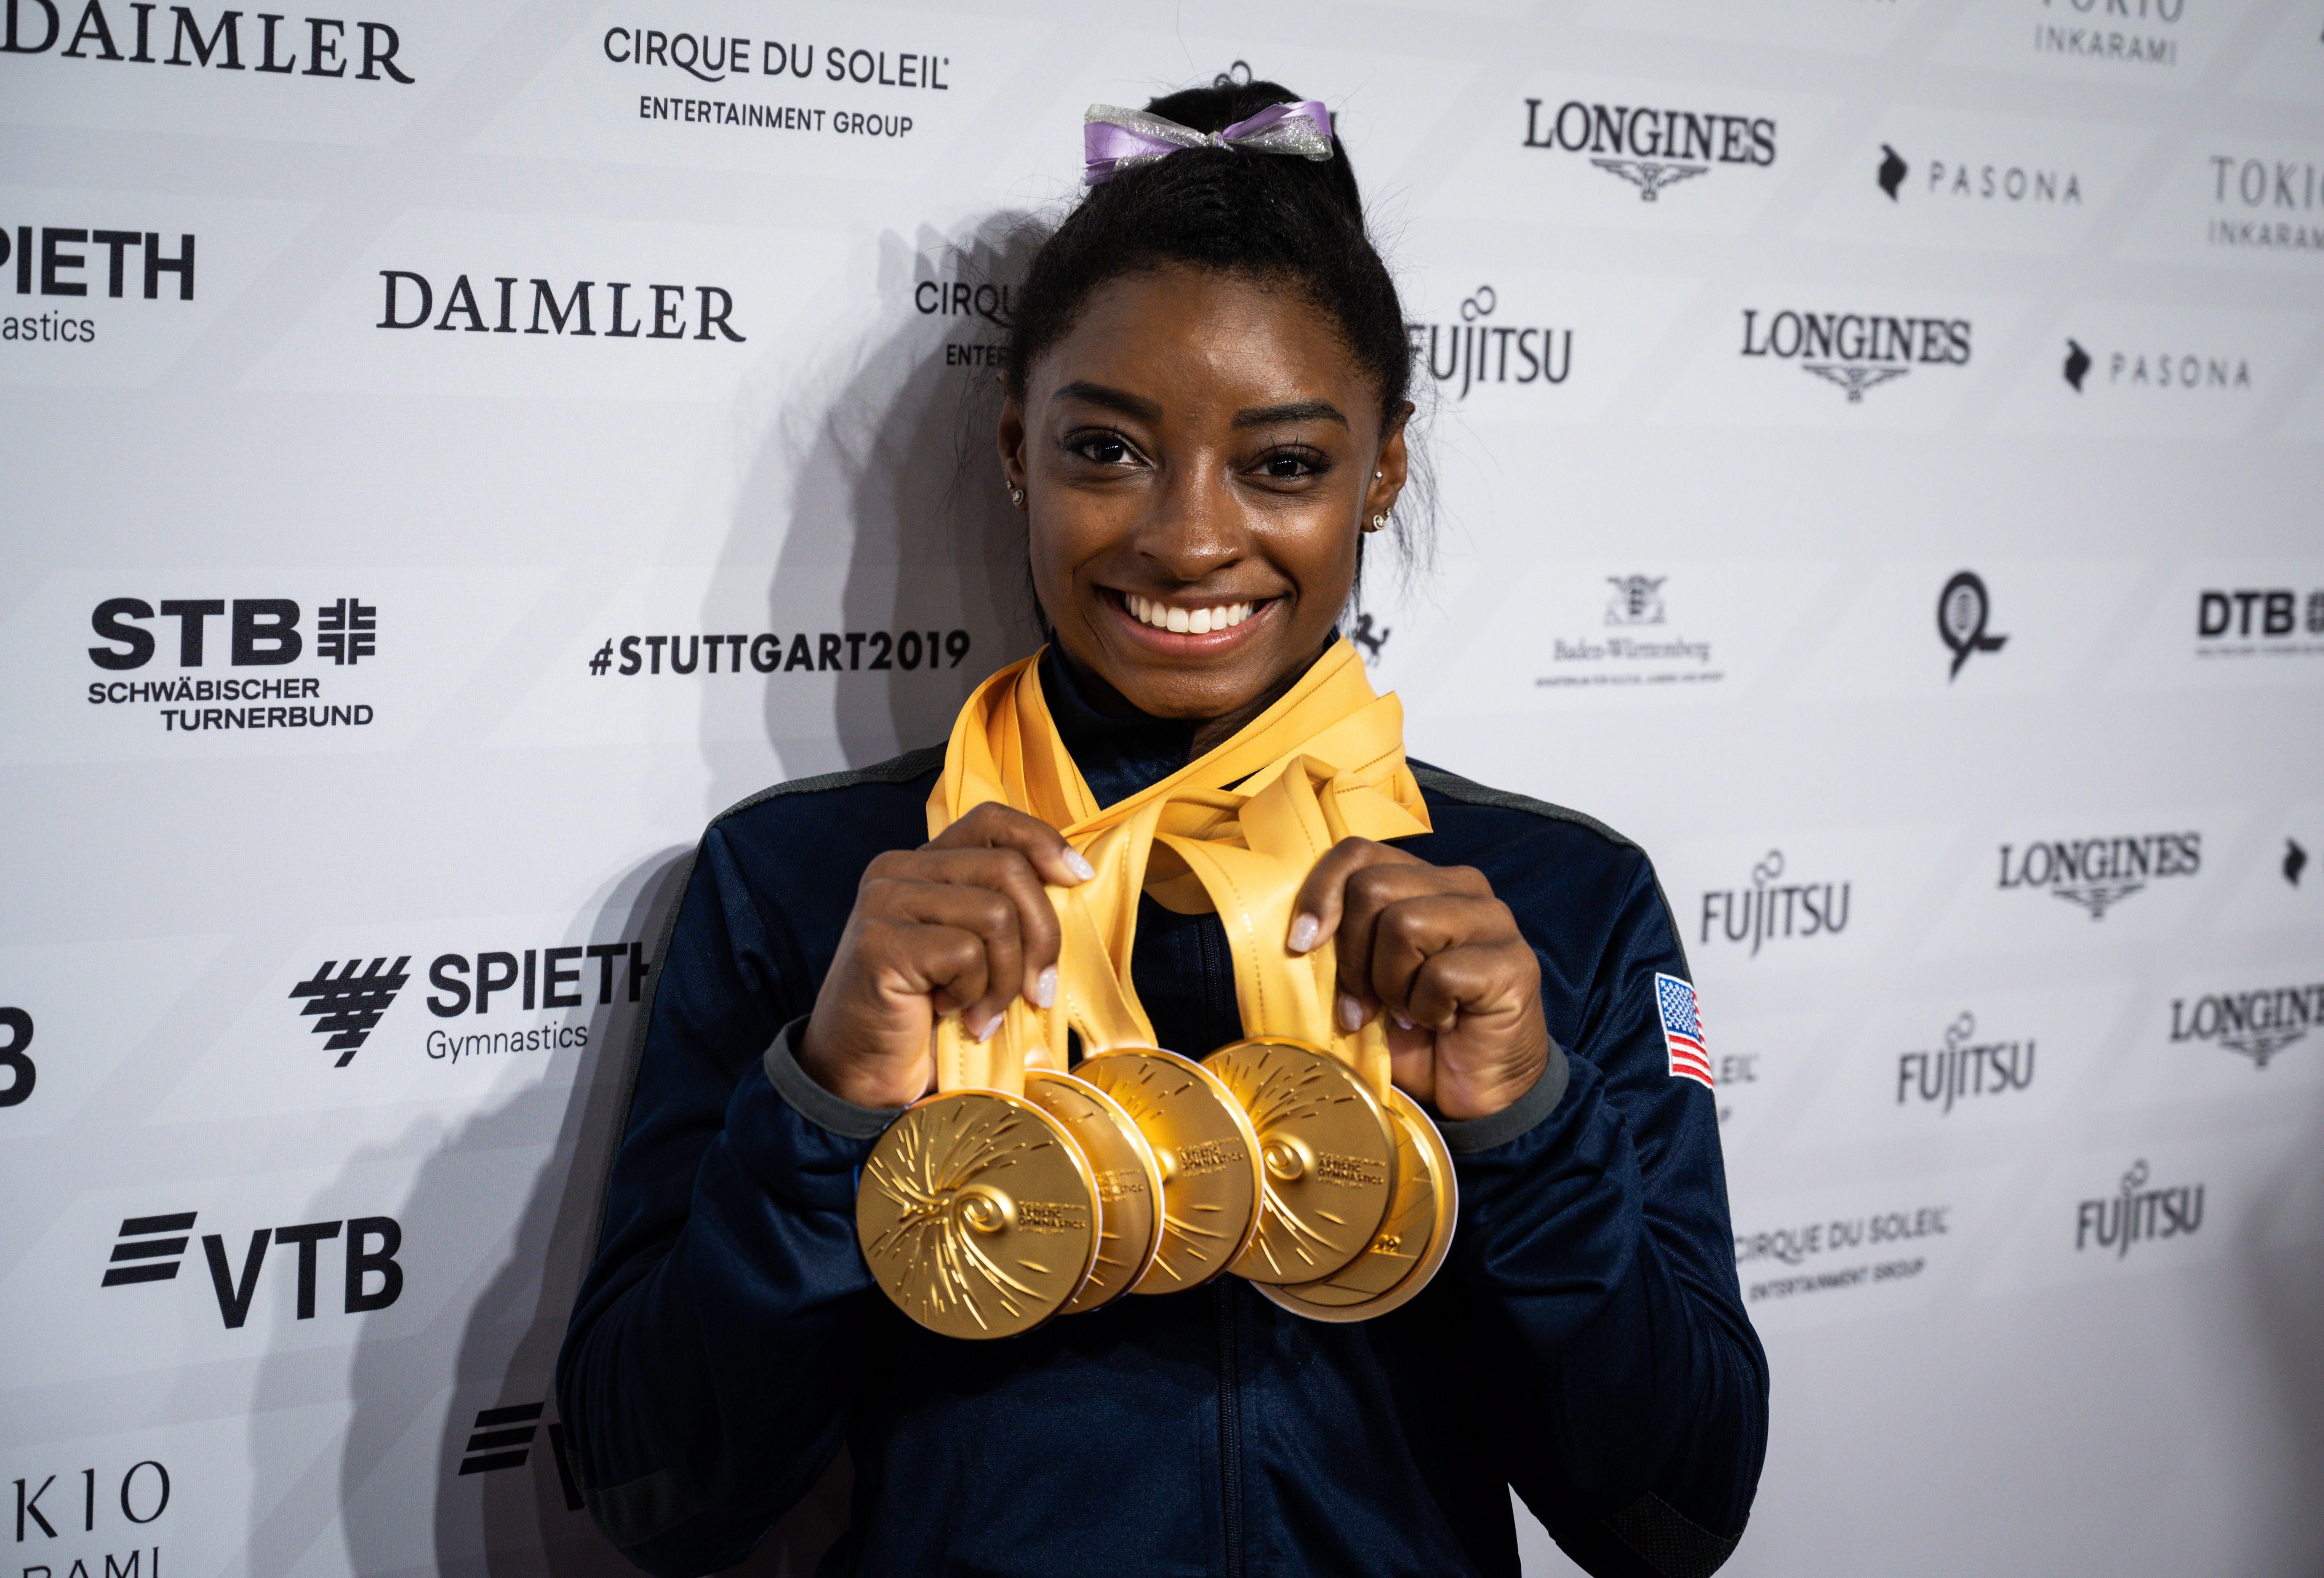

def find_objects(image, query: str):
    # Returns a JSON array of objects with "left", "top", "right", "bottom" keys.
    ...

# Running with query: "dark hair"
[{"left": 1003, "top": 76, "right": 1413, "bottom": 433}]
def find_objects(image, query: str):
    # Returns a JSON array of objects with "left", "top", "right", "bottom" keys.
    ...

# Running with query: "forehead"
[{"left": 1031, "top": 265, "right": 1373, "bottom": 415}]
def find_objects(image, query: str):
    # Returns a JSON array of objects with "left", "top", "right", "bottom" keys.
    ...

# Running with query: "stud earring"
[
  {"left": 1008, "top": 485, "right": 1025, "bottom": 509},
  {"left": 1364, "top": 514, "right": 1387, "bottom": 534}
]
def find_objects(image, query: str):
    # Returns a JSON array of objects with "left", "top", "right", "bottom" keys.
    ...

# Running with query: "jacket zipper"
[{"left": 1216, "top": 1283, "right": 1245, "bottom": 1578}]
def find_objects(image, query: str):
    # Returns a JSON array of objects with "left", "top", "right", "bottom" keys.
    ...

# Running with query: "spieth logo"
[
  {"left": 1739, "top": 308, "right": 1971, "bottom": 403},
  {"left": 589, "top": 626, "right": 971, "bottom": 675},
  {"left": 2, "top": 223, "right": 194, "bottom": 345},
  {"left": 1876, "top": 143, "right": 2085, "bottom": 206},
  {"left": 1896, "top": 1012, "right": 2035, "bottom": 1115},
  {"left": 2169, "top": 981, "right": 2321, "bottom": 1069},
  {"left": 1699, "top": 850, "right": 1851, "bottom": 958},
  {"left": 2075, "top": 1159, "right": 2203, "bottom": 1261},
  {"left": 2035, "top": 0, "right": 2186, "bottom": 68},
  {"left": 2062, "top": 339, "right": 2252, "bottom": 393},
  {"left": 0, "top": 6, "right": 412, "bottom": 81},
  {"left": 1522, "top": 98, "right": 1775, "bottom": 200},
  {"left": 377, "top": 272, "right": 744, "bottom": 341},
  {"left": 2206, "top": 155, "right": 2324, "bottom": 255},
  {"left": 1996, "top": 831, "right": 2200, "bottom": 919},
  {"left": 100, "top": 1209, "right": 404, "bottom": 1326},
  {"left": 1605, "top": 575, "right": 1665, "bottom": 626},
  {"left": 1406, "top": 286, "right": 1571, "bottom": 399},
  {"left": 286, "top": 940, "right": 649, "bottom": 1067}
]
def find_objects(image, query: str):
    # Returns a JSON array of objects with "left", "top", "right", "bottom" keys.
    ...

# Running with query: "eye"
[
  {"left": 1255, "top": 448, "right": 1326, "bottom": 481},
  {"left": 1066, "top": 430, "right": 1135, "bottom": 467}
]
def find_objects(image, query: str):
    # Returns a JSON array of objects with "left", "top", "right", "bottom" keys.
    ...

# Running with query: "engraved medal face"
[
  {"left": 1023, "top": 1070, "right": 1164, "bottom": 1314},
  {"left": 1075, "top": 1049, "right": 1263, "bottom": 1294},
  {"left": 1260, "top": 1085, "right": 1457, "bottom": 1322},
  {"left": 1205, "top": 1038, "right": 1397, "bottom": 1286},
  {"left": 855, "top": 1090, "right": 1099, "bottom": 1340}
]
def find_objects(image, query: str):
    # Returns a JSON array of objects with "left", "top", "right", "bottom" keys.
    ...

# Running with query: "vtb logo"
[{"left": 100, "top": 1211, "right": 403, "bottom": 1327}]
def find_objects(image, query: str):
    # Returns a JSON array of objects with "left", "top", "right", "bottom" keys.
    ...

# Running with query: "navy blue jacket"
[{"left": 558, "top": 654, "right": 1767, "bottom": 1578}]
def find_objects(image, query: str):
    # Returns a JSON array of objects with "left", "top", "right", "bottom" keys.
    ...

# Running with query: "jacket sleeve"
[
  {"left": 1440, "top": 845, "right": 1768, "bottom": 1578},
  {"left": 555, "top": 823, "right": 898, "bottom": 1577}
]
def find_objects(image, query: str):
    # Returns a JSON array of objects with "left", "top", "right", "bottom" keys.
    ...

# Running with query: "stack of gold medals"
[{"left": 855, "top": 753, "right": 1457, "bottom": 1339}]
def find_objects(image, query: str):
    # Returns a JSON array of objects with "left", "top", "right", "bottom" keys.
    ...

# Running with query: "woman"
[{"left": 559, "top": 78, "right": 1767, "bottom": 1578}]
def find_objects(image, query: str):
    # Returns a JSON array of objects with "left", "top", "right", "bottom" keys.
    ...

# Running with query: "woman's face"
[{"left": 999, "top": 265, "right": 1408, "bottom": 729}]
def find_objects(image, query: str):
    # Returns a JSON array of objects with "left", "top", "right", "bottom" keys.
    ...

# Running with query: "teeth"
[{"left": 1125, "top": 594, "right": 1256, "bottom": 635}]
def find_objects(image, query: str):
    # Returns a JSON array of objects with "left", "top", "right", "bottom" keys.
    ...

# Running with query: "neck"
[{"left": 1187, "top": 645, "right": 1328, "bottom": 756}]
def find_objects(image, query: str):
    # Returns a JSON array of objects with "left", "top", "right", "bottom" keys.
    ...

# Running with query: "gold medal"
[
  {"left": 855, "top": 1009, "right": 1101, "bottom": 1340},
  {"left": 1023, "top": 1069, "right": 1164, "bottom": 1312},
  {"left": 1075, "top": 1049, "right": 1264, "bottom": 1293},
  {"left": 1259, "top": 1085, "right": 1456, "bottom": 1321},
  {"left": 1205, "top": 1037, "right": 1396, "bottom": 1285}
]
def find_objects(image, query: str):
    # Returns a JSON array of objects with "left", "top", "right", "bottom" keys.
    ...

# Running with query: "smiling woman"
[{"left": 558, "top": 73, "right": 1768, "bottom": 1578}]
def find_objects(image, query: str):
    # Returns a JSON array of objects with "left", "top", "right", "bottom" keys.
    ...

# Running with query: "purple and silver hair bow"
[{"left": 1082, "top": 99, "right": 1334, "bottom": 186}]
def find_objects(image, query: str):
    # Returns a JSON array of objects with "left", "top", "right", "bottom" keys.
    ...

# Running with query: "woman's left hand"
[{"left": 1288, "top": 839, "right": 1549, "bottom": 1122}]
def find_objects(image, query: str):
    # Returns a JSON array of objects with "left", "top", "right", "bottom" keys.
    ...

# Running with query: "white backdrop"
[{"left": 5, "top": 3, "right": 2324, "bottom": 1575}]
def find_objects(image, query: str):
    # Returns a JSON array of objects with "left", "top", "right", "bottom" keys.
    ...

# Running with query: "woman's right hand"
[{"left": 797, "top": 801, "right": 1094, "bottom": 1109}]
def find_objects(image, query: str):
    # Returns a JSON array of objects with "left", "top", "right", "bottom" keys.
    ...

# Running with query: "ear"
[
  {"left": 1364, "top": 401, "right": 1414, "bottom": 520},
  {"left": 997, "top": 395, "right": 1029, "bottom": 491}
]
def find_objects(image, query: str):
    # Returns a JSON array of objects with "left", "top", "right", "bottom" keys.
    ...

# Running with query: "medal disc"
[
  {"left": 1075, "top": 1049, "right": 1264, "bottom": 1293},
  {"left": 1258, "top": 1085, "right": 1456, "bottom": 1322},
  {"left": 855, "top": 1090, "right": 1100, "bottom": 1340},
  {"left": 1023, "top": 1070, "right": 1165, "bottom": 1313},
  {"left": 1205, "top": 1038, "right": 1397, "bottom": 1286}
]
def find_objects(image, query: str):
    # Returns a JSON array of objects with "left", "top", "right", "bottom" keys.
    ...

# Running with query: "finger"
[
  {"left": 1287, "top": 836, "right": 1422, "bottom": 956},
  {"left": 1363, "top": 893, "right": 1517, "bottom": 1027},
  {"left": 928, "top": 800, "right": 1096, "bottom": 888},
  {"left": 1386, "top": 1024, "right": 1435, "bottom": 1107},
  {"left": 873, "top": 847, "right": 1063, "bottom": 1009},
  {"left": 863, "top": 916, "right": 996, "bottom": 1036},
  {"left": 1401, "top": 940, "right": 1535, "bottom": 1035},
  {"left": 868, "top": 887, "right": 1024, "bottom": 1039},
  {"left": 1336, "top": 866, "right": 1496, "bottom": 1023}
]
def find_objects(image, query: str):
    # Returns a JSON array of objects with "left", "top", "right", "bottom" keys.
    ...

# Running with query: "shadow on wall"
[
  {"left": 235, "top": 848, "right": 688, "bottom": 1578},
  {"left": 700, "top": 214, "right": 1050, "bottom": 805}
]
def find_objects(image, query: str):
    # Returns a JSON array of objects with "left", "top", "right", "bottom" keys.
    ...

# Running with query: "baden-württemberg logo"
[
  {"left": 1700, "top": 850, "right": 1851, "bottom": 958},
  {"left": 1896, "top": 1012, "right": 2035, "bottom": 1115},
  {"left": 1995, "top": 830, "right": 2200, "bottom": 919},
  {"left": 1739, "top": 308, "right": 1971, "bottom": 402},
  {"left": 2075, "top": 1159, "right": 2203, "bottom": 1261},
  {"left": 1406, "top": 286, "right": 1571, "bottom": 399},
  {"left": 1522, "top": 98, "right": 1774, "bottom": 201},
  {"left": 1538, "top": 572, "right": 1720, "bottom": 692},
  {"left": 2169, "top": 980, "right": 2321, "bottom": 1069}
]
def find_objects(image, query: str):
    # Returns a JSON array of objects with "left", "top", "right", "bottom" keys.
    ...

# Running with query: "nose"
[{"left": 1135, "top": 456, "right": 1245, "bottom": 584}]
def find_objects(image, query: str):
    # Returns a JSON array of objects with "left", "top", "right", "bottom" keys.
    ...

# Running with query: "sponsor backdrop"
[{"left": 3, "top": 2, "right": 2321, "bottom": 1575}]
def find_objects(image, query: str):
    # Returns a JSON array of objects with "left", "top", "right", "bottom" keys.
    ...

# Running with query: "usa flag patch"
[{"left": 1655, "top": 973, "right": 1712, "bottom": 1087}]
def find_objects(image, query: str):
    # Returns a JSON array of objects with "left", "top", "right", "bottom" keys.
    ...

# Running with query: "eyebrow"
[
  {"left": 1232, "top": 400, "right": 1347, "bottom": 431},
  {"left": 1051, "top": 380, "right": 1161, "bottom": 421}
]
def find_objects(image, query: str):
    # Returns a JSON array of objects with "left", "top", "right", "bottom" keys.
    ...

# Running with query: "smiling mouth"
[{"left": 1118, "top": 591, "right": 1265, "bottom": 637}]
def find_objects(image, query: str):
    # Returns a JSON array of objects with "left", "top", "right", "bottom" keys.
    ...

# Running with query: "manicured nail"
[
  {"left": 1034, "top": 966, "right": 1057, "bottom": 1009},
  {"left": 1337, "top": 992, "right": 1364, "bottom": 1033},
  {"left": 1288, "top": 913, "right": 1320, "bottom": 954},
  {"left": 1393, "top": 1011, "right": 1415, "bottom": 1032},
  {"left": 1064, "top": 849, "right": 1096, "bottom": 883},
  {"left": 969, "top": 1010, "right": 1001, "bottom": 1043}
]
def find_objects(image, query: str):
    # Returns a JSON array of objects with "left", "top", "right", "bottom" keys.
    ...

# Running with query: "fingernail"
[
  {"left": 1034, "top": 966, "right": 1057, "bottom": 1009},
  {"left": 1337, "top": 992, "right": 1364, "bottom": 1033},
  {"left": 1064, "top": 849, "right": 1096, "bottom": 883},
  {"left": 969, "top": 1011, "right": 1001, "bottom": 1043},
  {"left": 1393, "top": 1011, "right": 1415, "bottom": 1032},
  {"left": 1288, "top": 914, "right": 1320, "bottom": 954}
]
